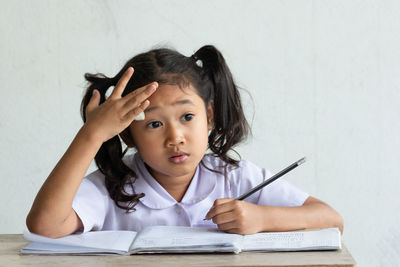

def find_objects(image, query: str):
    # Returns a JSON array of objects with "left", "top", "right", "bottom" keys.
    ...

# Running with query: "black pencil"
[{"left": 236, "top": 157, "right": 306, "bottom": 201}]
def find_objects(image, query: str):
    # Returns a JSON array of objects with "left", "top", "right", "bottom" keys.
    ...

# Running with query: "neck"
[
  {"left": 145, "top": 164, "right": 195, "bottom": 202},
  {"left": 158, "top": 177, "right": 192, "bottom": 202}
]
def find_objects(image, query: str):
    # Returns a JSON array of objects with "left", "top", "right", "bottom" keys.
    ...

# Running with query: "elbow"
[
  {"left": 26, "top": 211, "right": 37, "bottom": 232},
  {"left": 26, "top": 212, "right": 48, "bottom": 237},
  {"left": 336, "top": 214, "right": 344, "bottom": 234},
  {"left": 26, "top": 213, "right": 42, "bottom": 235},
  {"left": 329, "top": 206, "right": 344, "bottom": 234},
  {"left": 26, "top": 209, "right": 80, "bottom": 238},
  {"left": 26, "top": 212, "right": 62, "bottom": 238},
  {"left": 323, "top": 208, "right": 344, "bottom": 234}
]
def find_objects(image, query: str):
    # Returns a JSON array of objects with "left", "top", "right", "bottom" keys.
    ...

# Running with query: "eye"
[
  {"left": 181, "top": 113, "right": 194, "bottom": 122},
  {"left": 147, "top": 121, "right": 162, "bottom": 128}
]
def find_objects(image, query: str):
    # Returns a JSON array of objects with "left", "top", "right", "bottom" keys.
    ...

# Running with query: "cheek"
[
  {"left": 129, "top": 128, "right": 152, "bottom": 151},
  {"left": 192, "top": 121, "right": 210, "bottom": 145},
  {"left": 133, "top": 137, "right": 159, "bottom": 164}
]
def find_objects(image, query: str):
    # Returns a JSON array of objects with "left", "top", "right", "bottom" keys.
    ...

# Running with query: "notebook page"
[
  {"left": 24, "top": 230, "right": 137, "bottom": 252},
  {"left": 130, "top": 226, "right": 241, "bottom": 252},
  {"left": 242, "top": 228, "right": 341, "bottom": 251},
  {"left": 21, "top": 241, "right": 127, "bottom": 255}
]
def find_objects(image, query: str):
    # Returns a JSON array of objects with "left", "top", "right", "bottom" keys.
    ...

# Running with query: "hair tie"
[{"left": 191, "top": 54, "right": 203, "bottom": 68}]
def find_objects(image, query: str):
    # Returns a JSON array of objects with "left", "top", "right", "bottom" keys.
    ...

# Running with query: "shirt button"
[{"left": 175, "top": 206, "right": 182, "bottom": 215}]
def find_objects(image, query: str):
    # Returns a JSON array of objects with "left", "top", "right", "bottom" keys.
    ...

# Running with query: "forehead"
[{"left": 144, "top": 84, "right": 205, "bottom": 111}]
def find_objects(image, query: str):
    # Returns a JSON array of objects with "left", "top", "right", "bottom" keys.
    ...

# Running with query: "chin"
[{"left": 158, "top": 165, "right": 197, "bottom": 178}]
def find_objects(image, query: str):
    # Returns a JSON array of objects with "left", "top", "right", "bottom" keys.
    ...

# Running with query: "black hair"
[{"left": 81, "top": 45, "right": 250, "bottom": 212}]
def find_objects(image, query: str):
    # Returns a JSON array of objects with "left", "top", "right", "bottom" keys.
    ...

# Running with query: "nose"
[{"left": 165, "top": 123, "right": 185, "bottom": 147}]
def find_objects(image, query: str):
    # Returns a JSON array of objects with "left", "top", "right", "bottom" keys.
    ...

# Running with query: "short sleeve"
[
  {"left": 230, "top": 160, "right": 309, "bottom": 207},
  {"left": 72, "top": 171, "right": 109, "bottom": 233}
]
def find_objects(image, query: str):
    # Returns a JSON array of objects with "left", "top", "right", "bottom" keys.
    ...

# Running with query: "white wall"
[{"left": 1, "top": 0, "right": 399, "bottom": 266}]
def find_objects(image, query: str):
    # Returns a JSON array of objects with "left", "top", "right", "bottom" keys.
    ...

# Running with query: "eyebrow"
[{"left": 144, "top": 99, "right": 195, "bottom": 113}]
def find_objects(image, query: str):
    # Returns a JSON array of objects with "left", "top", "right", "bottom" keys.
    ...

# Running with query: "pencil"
[{"left": 236, "top": 157, "right": 306, "bottom": 201}]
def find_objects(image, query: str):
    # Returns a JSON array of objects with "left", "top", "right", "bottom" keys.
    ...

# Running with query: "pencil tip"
[{"left": 298, "top": 157, "right": 307, "bottom": 165}]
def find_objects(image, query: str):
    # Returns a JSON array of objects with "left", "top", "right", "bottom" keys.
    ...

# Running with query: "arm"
[
  {"left": 26, "top": 128, "right": 102, "bottom": 238},
  {"left": 205, "top": 196, "right": 343, "bottom": 235},
  {"left": 26, "top": 68, "right": 157, "bottom": 238}
]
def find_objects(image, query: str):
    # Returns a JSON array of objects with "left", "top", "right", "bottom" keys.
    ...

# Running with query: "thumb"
[
  {"left": 85, "top": 89, "right": 100, "bottom": 118},
  {"left": 213, "top": 198, "right": 234, "bottom": 206}
]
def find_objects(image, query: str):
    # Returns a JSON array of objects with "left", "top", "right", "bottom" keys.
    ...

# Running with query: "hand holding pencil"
[{"left": 205, "top": 157, "right": 306, "bottom": 235}]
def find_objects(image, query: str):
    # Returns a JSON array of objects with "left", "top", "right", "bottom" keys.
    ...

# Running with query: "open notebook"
[{"left": 22, "top": 226, "right": 341, "bottom": 255}]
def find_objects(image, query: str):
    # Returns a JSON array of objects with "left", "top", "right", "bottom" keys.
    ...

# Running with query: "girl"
[{"left": 26, "top": 45, "right": 343, "bottom": 238}]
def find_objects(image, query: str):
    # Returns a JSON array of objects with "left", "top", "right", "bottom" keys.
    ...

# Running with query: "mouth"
[{"left": 168, "top": 152, "right": 189, "bottom": 164}]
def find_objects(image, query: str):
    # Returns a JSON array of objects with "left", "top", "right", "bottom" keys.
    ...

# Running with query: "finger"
[
  {"left": 225, "top": 228, "right": 241, "bottom": 234},
  {"left": 212, "top": 211, "right": 236, "bottom": 225},
  {"left": 124, "top": 81, "right": 158, "bottom": 99},
  {"left": 109, "top": 67, "right": 134, "bottom": 99},
  {"left": 205, "top": 199, "right": 235, "bottom": 220},
  {"left": 85, "top": 89, "right": 100, "bottom": 118},
  {"left": 123, "top": 100, "right": 151, "bottom": 123},
  {"left": 122, "top": 82, "right": 158, "bottom": 108},
  {"left": 209, "top": 198, "right": 235, "bottom": 212},
  {"left": 122, "top": 82, "right": 158, "bottom": 112},
  {"left": 213, "top": 198, "right": 235, "bottom": 205},
  {"left": 216, "top": 221, "right": 239, "bottom": 232}
]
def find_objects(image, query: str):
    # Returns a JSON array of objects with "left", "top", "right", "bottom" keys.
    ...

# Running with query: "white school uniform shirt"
[{"left": 72, "top": 153, "right": 309, "bottom": 233}]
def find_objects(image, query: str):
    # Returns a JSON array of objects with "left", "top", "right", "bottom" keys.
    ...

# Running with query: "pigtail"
[
  {"left": 80, "top": 72, "right": 144, "bottom": 212},
  {"left": 81, "top": 73, "right": 115, "bottom": 121},
  {"left": 194, "top": 45, "right": 250, "bottom": 166}
]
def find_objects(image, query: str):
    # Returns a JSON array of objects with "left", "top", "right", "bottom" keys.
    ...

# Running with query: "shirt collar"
[{"left": 130, "top": 153, "right": 217, "bottom": 209}]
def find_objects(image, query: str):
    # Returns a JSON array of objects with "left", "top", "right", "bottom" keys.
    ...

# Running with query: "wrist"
[
  {"left": 78, "top": 125, "right": 105, "bottom": 147},
  {"left": 259, "top": 205, "right": 279, "bottom": 232}
]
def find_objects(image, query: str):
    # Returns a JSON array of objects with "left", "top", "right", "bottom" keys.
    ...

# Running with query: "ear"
[
  {"left": 206, "top": 101, "right": 214, "bottom": 131},
  {"left": 119, "top": 128, "right": 135, "bottom": 148}
]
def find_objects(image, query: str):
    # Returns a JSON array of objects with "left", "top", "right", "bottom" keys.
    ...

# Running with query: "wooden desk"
[{"left": 0, "top": 234, "right": 356, "bottom": 267}]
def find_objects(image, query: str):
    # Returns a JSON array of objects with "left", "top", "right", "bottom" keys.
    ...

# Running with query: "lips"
[{"left": 168, "top": 152, "right": 189, "bottom": 164}]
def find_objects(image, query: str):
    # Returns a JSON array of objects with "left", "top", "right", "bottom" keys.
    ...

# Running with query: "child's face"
[{"left": 127, "top": 83, "right": 213, "bottom": 185}]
